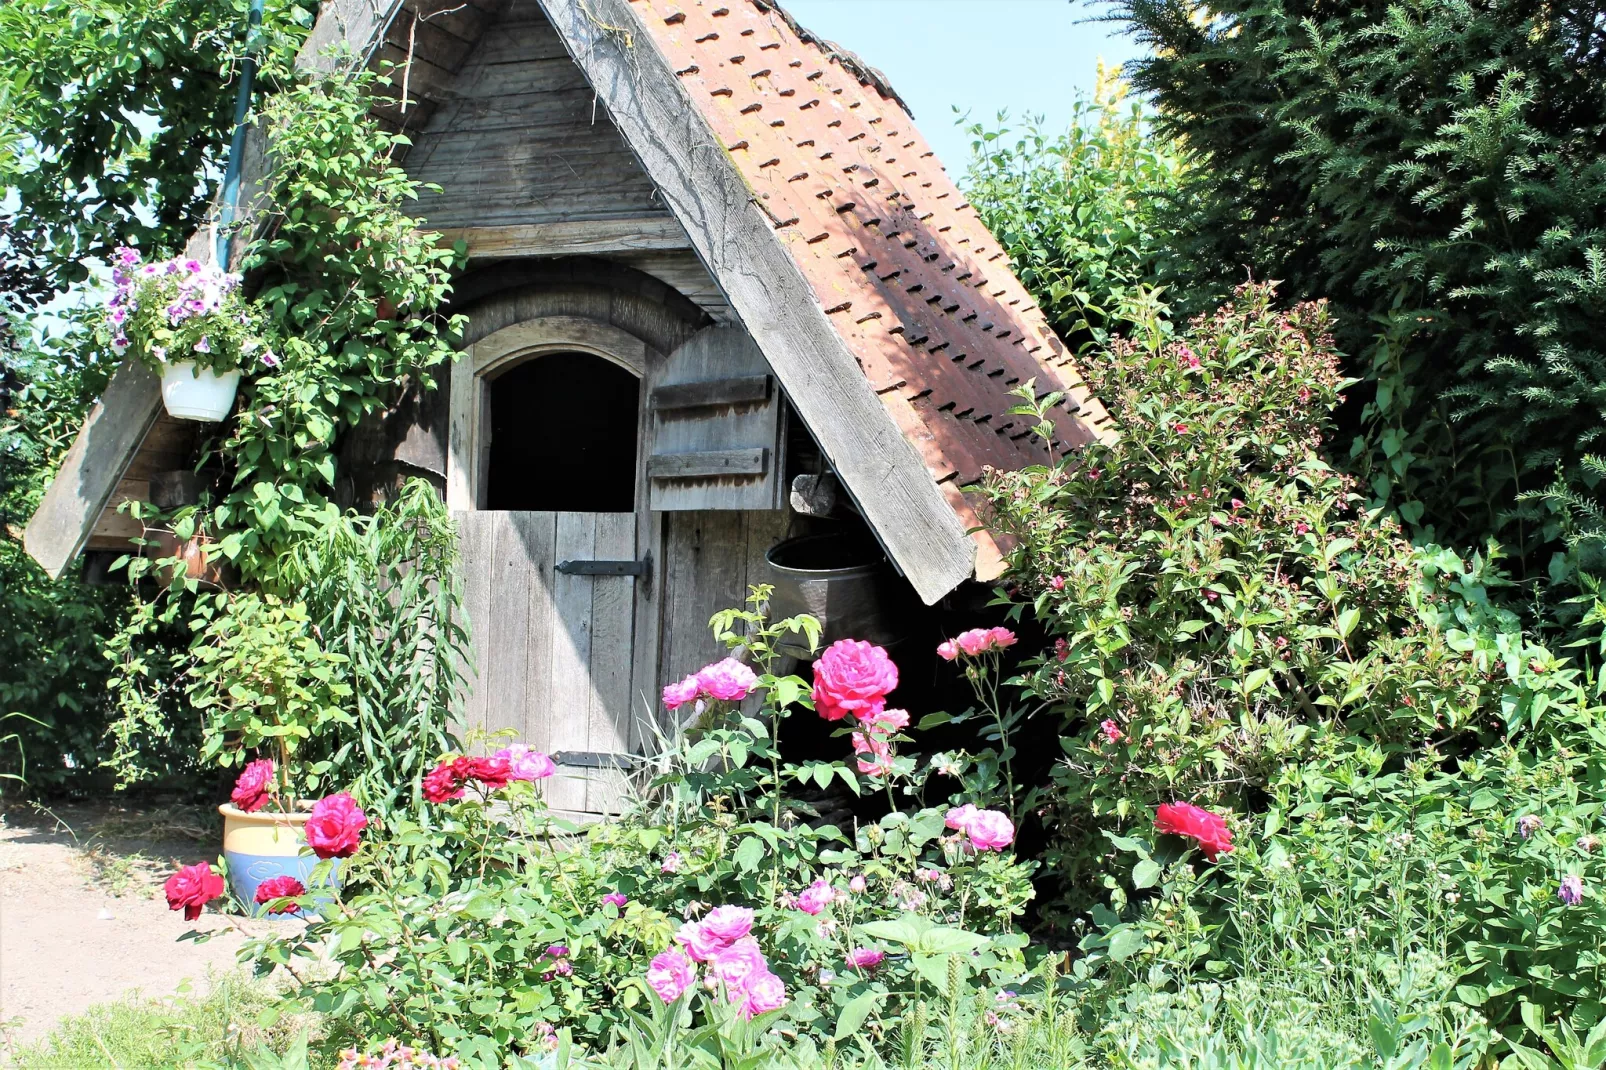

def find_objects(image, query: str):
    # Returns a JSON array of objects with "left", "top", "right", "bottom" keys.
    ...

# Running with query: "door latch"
[{"left": 555, "top": 552, "right": 652, "bottom": 588}]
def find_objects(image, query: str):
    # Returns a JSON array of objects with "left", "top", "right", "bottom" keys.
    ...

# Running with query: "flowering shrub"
[
  {"left": 1069, "top": 717, "right": 1606, "bottom": 1056},
  {"left": 982, "top": 283, "right": 1499, "bottom": 906},
  {"left": 244, "top": 597, "right": 1035, "bottom": 1067},
  {"left": 104, "top": 247, "right": 272, "bottom": 375}
]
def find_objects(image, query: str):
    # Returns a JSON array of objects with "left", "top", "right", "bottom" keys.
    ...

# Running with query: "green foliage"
[
  {"left": 983, "top": 284, "right": 1494, "bottom": 903},
  {"left": 8, "top": 972, "right": 317, "bottom": 1069},
  {"left": 98, "top": 66, "right": 466, "bottom": 794},
  {"left": 1079, "top": 711, "right": 1606, "bottom": 1057},
  {"left": 0, "top": 309, "right": 147, "bottom": 794},
  {"left": 964, "top": 67, "right": 1188, "bottom": 352},
  {"left": 1108, "top": 0, "right": 1606, "bottom": 584},
  {"left": 208, "top": 65, "right": 465, "bottom": 584},
  {"left": 0, "top": 0, "right": 312, "bottom": 295},
  {"left": 187, "top": 593, "right": 352, "bottom": 787},
  {"left": 275, "top": 478, "right": 470, "bottom": 819}
]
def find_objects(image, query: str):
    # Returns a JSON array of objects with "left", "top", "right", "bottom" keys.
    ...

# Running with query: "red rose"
[
  {"left": 422, "top": 757, "right": 466, "bottom": 803},
  {"left": 254, "top": 875, "right": 306, "bottom": 914},
  {"left": 165, "top": 861, "right": 224, "bottom": 921},
  {"left": 305, "top": 792, "right": 367, "bottom": 859},
  {"left": 464, "top": 755, "right": 511, "bottom": 790},
  {"left": 812, "top": 639, "right": 898, "bottom": 722},
  {"left": 230, "top": 758, "right": 275, "bottom": 813},
  {"left": 1154, "top": 801, "right": 1234, "bottom": 862}
]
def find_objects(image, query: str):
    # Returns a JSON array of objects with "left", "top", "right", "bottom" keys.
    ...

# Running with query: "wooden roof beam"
[{"left": 537, "top": 0, "right": 976, "bottom": 603}]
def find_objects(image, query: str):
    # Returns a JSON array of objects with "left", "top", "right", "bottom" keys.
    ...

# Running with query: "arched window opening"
[{"left": 485, "top": 352, "right": 639, "bottom": 512}]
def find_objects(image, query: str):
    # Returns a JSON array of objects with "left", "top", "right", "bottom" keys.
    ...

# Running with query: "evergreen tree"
[{"left": 1111, "top": 0, "right": 1606, "bottom": 589}]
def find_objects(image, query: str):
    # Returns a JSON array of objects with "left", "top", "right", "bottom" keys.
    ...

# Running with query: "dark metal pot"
[{"left": 763, "top": 533, "right": 907, "bottom": 658}]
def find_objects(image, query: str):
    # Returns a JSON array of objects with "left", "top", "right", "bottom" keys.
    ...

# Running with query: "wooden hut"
[{"left": 23, "top": 0, "right": 1112, "bottom": 813}]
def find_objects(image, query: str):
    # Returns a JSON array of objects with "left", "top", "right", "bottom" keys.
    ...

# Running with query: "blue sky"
[{"left": 779, "top": 0, "right": 1141, "bottom": 174}]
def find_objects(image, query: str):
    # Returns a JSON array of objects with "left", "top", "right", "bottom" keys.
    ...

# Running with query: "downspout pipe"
[{"left": 216, "top": 0, "right": 266, "bottom": 268}]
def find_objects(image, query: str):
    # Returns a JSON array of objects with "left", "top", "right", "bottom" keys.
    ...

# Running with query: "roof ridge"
[{"left": 749, "top": 0, "right": 914, "bottom": 118}]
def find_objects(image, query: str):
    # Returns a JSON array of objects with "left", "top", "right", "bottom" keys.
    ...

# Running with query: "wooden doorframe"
[
  {"left": 448, "top": 311, "right": 666, "bottom": 791},
  {"left": 447, "top": 313, "right": 652, "bottom": 511}
]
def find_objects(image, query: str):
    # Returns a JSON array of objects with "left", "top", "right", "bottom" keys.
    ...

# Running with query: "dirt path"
[{"left": 0, "top": 803, "right": 285, "bottom": 1055}]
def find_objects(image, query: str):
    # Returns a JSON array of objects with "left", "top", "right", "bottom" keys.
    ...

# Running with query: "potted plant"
[
  {"left": 188, "top": 593, "right": 357, "bottom": 916},
  {"left": 106, "top": 246, "right": 276, "bottom": 422}
]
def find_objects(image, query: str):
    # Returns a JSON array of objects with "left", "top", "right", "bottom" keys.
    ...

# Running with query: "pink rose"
[
  {"left": 601, "top": 892, "right": 629, "bottom": 909},
  {"left": 696, "top": 657, "right": 759, "bottom": 702},
  {"left": 954, "top": 628, "right": 993, "bottom": 656},
  {"left": 495, "top": 744, "right": 556, "bottom": 781},
  {"left": 852, "top": 732, "right": 893, "bottom": 777},
  {"left": 674, "top": 920, "right": 723, "bottom": 962},
  {"left": 945, "top": 803, "right": 979, "bottom": 832},
  {"left": 165, "top": 861, "right": 225, "bottom": 921},
  {"left": 305, "top": 792, "right": 368, "bottom": 859},
  {"left": 848, "top": 874, "right": 867, "bottom": 894},
  {"left": 987, "top": 627, "right": 1017, "bottom": 650},
  {"left": 254, "top": 875, "right": 305, "bottom": 914},
  {"left": 812, "top": 639, "right": 898, "bottom": 722},
  {"left": 711, "top": 936, "right": 769, "bottom": 991},
  {"left": 846, "top": 947, "right": 884, "bottom": 970},
  {"left": 965, "top": 809, "right": 1015, "bottom": 851},
  {"left": 231, "top": 759, "right": 275, "bottom": 813},
  {"left": 1099, "top": 719, "right": 1124, "bottom": 743},
  {"left": 662, "top": 674, "right": 701, "bottom": 710},
  {"left": 794, "top": 878, "right": 835, "bottom": 916},
  {"left": 936, "top": 640, "right": 959, "bottom": 661},
  {"left": 1049, "top": 575, "right": 1065, "bottom": 591},
  {"left": 646, "top": 949, "right": 697, "bottom": 1003},
  {"left": 739, "top": 971, "right": 788, "bottom": 1019},
  {"left": 700, "top": 905, "right": 755, "bottom": 946},
  {"left": 661, "top": 851, "right": 682, "bottom": 874},
  {"left": 862, "top": 707, "right": 909, "bottom": 736}
]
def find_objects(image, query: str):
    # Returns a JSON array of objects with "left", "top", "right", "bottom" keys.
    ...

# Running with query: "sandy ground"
[{"left": 0, "top": 803, "right": 286, "bottom": 1055}]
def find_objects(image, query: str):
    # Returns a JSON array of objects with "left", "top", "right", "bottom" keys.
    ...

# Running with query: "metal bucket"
[{"left": 763, "top": 533, "right": 906, "bottom": 659}]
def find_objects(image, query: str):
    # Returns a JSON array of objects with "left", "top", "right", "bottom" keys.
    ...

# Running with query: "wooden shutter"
[{"left": 647, "top": 326, "right": 784, "bottom": 511}]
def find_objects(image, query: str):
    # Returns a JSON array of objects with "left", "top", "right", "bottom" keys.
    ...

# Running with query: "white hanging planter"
[{"left": 160, "top": 361, "right": 242, "bottom": 422}]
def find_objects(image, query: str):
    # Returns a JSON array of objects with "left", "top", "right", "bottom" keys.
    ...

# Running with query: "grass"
[{"left": 6, "top": 972, "right": 320, "bottom": 1070}]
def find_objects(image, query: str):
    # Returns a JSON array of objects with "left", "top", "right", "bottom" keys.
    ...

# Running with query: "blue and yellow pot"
[{"left": 219, "top": 803, "right": 333, "bottom": 918}]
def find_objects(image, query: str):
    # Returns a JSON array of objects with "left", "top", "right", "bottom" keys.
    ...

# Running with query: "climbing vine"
[{"left": 104, "top": 63, "right": 469, "bottom": 797}]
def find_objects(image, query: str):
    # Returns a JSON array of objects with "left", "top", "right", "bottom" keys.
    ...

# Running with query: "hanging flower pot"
[
  {"left": 105, "top": 246, "right": 273, "bottom": 423},
  {"left": 160, "top": 360, "right": 242, "bottom": 422}
]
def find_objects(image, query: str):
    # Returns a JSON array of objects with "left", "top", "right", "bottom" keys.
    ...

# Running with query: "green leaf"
[
  {"left": 834, "top": 991, "right": 881, "bottom": 1041},
  {"left": 1131, "top": 858, "right": 1161, "bottom": 889},
  {"left": 918, "top": 927, "right": 988, "bottom": 955},
  {"left": 1106, "top": 927, "right": 1146, "bottom": 961},
  {"left": 733, "top": 836, "right": 764, "bottom": 873}
]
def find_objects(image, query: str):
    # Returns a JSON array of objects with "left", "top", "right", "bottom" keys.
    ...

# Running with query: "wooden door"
[{"left": 454, "top": 509, "right": 651, "bottom": 815}]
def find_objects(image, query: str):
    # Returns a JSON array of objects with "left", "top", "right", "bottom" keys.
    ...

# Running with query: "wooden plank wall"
[
  {"left": 657, "top": 510, "right": 791, "bottom": 698},
  {"left": 406, "top": 4, "right": 664, "bottom": 229},
  {"left": 454, "top": 509, "right": 644, "bottom": 814}
]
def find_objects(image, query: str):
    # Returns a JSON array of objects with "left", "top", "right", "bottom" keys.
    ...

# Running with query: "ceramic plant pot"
[
  {"left": 161, "top": 361, "right": 242, "bottom": 422},
  {"left": 218, "top": 803, "right": 332, "bottom": 918}
]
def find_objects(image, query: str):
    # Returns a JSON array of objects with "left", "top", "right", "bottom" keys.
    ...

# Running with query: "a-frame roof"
[
  {"left": 533, "top": 0, "right": 1111, "bottom": 599},
  {"left": 25, "top": 0, "right": 1110, "bottom": 604}
]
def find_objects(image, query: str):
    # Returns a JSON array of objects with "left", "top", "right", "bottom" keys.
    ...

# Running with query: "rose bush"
[
  {"left": 241, "top": 597, "right": 1035, "bottom": 1066},
  {"left": 981, "top": 283, "right": 1512, "bottom": 911}
]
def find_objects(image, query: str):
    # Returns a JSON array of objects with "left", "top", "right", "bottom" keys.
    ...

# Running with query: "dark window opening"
[{"left": 485, "top": 352, "right": 639, "bottom": 512}]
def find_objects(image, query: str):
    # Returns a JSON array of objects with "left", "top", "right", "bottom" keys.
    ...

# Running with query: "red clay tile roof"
[{"left": 632, "top": 0, "right": 1113, "bottom": 560}]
